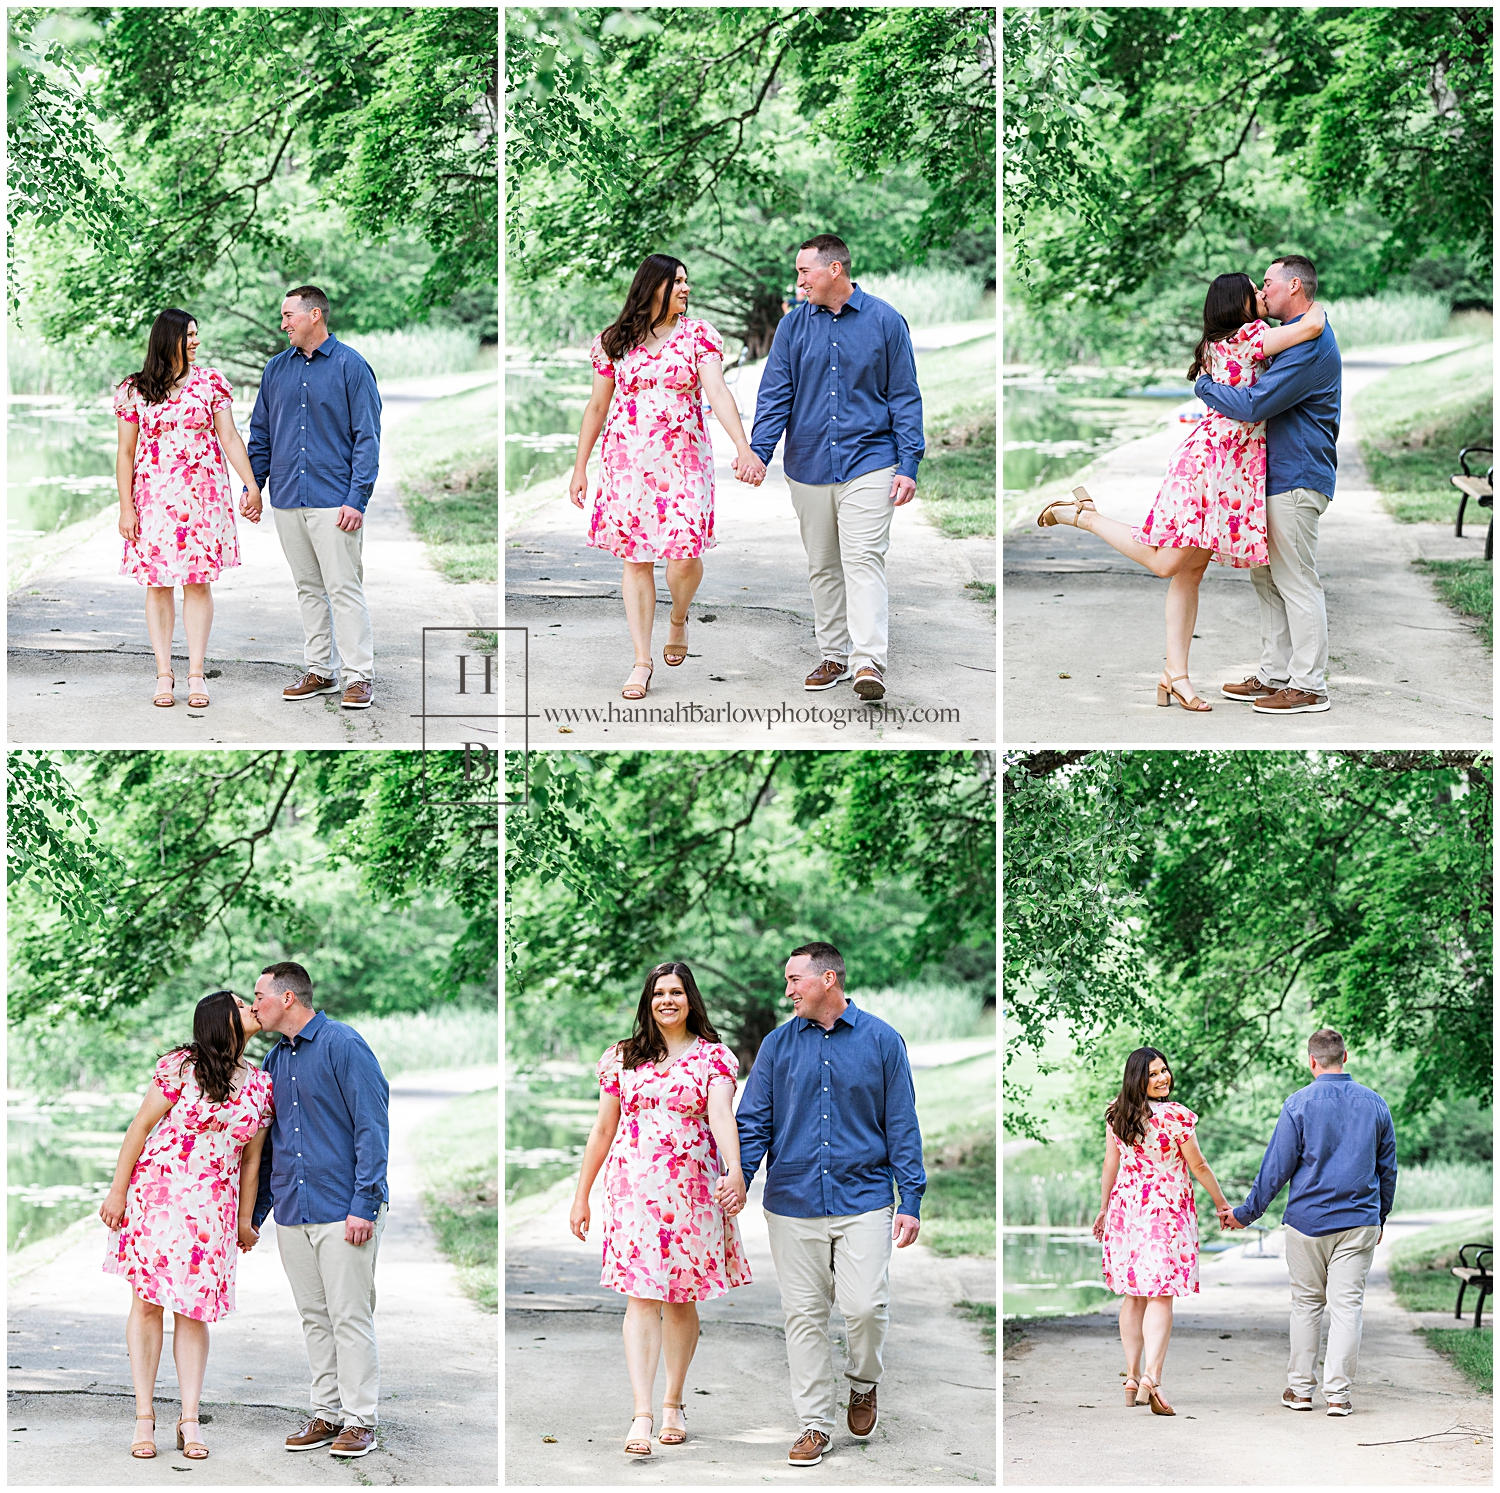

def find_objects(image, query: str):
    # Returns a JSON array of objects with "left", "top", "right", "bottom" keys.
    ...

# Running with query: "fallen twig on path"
[{"left": 1356, "top": 1421, "right": 1492, "bottom": 1448}]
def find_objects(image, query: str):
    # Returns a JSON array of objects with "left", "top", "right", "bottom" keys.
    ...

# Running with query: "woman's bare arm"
[
  {"left": 1092, "top": 1131, "right": 1121, "bottom": 1240},
  {"left": 238, "top": 1125, "right": 268, "bottom": 1246},
  {"left": 99, "top": 1084, "right": 175, "bottom": 1229},
  {"left": 699, "top": 359, "right": 765, "bottom": 486},
  {"left": 213, "top": 406, "right": 262, "bottom": 520},
  {"left": 1179, "top": 1133, "right": 1230, "bottom": 1211},
  {"left": 1258, "top": 302, "right": 1326, "bottom": 358},
  {"left": 707, "top": 1082, "right": 746, "bottom": 1212},
  {"left": 569, "top": 373, "right": 616, "bottom": 507},
  {"left": 116, "top": 418, "right": 141, "bottom": 541},
  {"left": 568, "top": 1089, "right": 622, "bottom": 1239}
]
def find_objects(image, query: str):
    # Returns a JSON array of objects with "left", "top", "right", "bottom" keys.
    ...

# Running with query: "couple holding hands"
[{"left": 1093, "top": 1030, "right": 1397, "bottom": 1417}]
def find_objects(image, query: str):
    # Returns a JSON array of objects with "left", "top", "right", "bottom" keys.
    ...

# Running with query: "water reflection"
[
  {"left": 505, "top": 1087, "right": 592, "bottom": 1204},
  {"left": 505, "top": 355, "right": 594, "bottom": 498},
  {"left": 8, "top": 398, "right": 118, "bottom": 545},
  {"left": 8, "top": 1092, "right": 134, "bottom": 1252},
  {"left": 1003, "top": 1230, "right": 1115, "bottom": 1318},
  {"left": 1002, "top": 384, "right": 1183, "bottom": 495}
]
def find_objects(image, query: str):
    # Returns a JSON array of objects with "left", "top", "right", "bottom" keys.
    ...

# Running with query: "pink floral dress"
[
  {"left": 1102, "top": 1100, "right": 1201, "bottom": 1298},
  {"left": 587, "top": 317, "right": 724, "bottom": 560},
  {"left": 1134, "top": 321, "right": 1270, "bottom": 567},
  {"left": 596, "top": 1037, "right": 752, "bottom": 1302},
  {"left": 115, "top": 364, "right": 242, "bottom": 585},
  {"left": 103, "top": 1054, "right": 274, "bottom": 1322}
]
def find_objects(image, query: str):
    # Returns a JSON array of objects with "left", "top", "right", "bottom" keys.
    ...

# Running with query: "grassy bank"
[
  {"left": 1355, "top": 340, "right": 1493, "bottom": 524},
  {"left": 1389, "top": 1213, "right": 1493, "bottom": 1394},
  {"left": 413, "top": 1087, "right": 499, "bottom": 1312},
  {"left": 915, "top": 335, "right": 996, "bottom": 540},
  {"left": 914, "top": 1050, "right": 996, "bottom": 1258},
  {"left": 1414, "top": 559, "right": 1493, "bottom": 648},
  {"left": 955, "top": 1299, "right": 997, "bottom": 1354},
  {"left": 389, "top": 380, "right": 498, "bottom": 583}
]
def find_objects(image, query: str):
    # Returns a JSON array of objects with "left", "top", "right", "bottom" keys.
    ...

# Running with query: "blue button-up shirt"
[
  {"left": 1233, "top": 1073, "right": 1397, "bottom": 1237},
  {"left": 251, "top": 1011, "right": 390, "bottom": 1229},
  {"left": 750, "top": 286, "right": 925, "bottom": 485},
  {"left": 248, "top": 334, "right": 382, "bottom": 513},
  {"left": 1194, "top": 314, "right": 1342, "bottom": 500},
  {"left": 736, "top": 1000, "right": 926, "bottom": 1219}
]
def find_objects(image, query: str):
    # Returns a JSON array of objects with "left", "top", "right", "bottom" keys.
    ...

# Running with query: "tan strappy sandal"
[
  {"left": 659, "top": 1400, "right": 688, "bottom": 1445},
  {"left": 187, "top": 674, "right": 210, "bottom": 709},
  {"left": 623, "top": 1410, "right": 653, "bottom": 1456},
  {"left": 131, "top": 1411, "right": 156, "bottom": 1458},
  {"left": 177, "top": 1415, "right": 209, "bottom": 1459},
  {"left": 153, "top": 673, "right": 175, "bottom": 708},
  {"left": 1036, "top": 486, "right": 1097, "bottom": 528},
  {"left": 1157, "top": 671, "right": 1212, "bottom": 711},
  {"left": 663, "top": 613, "right": 689, "bottom": 666},
  {"left": 1123, "top": 1374, "right": 1141, "bottom": 1407},
  {"left": 1139, "top": 1375, "right": 1175, "bottom": 1416},
  {"left": 622, "top": 662, "right": 653, "bottom": 700}
]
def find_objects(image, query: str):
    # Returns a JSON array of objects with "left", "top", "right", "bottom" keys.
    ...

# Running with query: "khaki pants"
[
  {"left": 764, "top": 1206, "right": 892, "bottom": 1437},
  {"left": 1253, "top": 486, "right": 1330, "bottom": 694},
  {"left": 273, "top": 506, "right": 375, "bottom": 684},
  {"left": 1285, "top": 1222, "right": 1379, "bottom": 1400},
  {"left": 786, "top": 465, "right": 896, "bottom": 674},
  {"left": 276, "top": 1205, "right": 387, "bottom": 1427}
]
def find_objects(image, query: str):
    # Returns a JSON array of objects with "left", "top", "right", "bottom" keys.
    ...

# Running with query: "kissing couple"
[
  {"left": 1039, "top": 253, "right": 1342, "bottom": 716},
  {"left": 1093, "top": 1029, "right": 1396, "bottom": 1416},
  {"left": 115, "top": 286, "right": 381, "bottom": 712},
  {"left": 569, "top": 233, "right": 926, "bottom": 704},
  {"left": 568, "top": 944, "right": 926, "bottom": 1465},
  {"left": 99, "top": 964, "right": 391, "bottom": 1460}
]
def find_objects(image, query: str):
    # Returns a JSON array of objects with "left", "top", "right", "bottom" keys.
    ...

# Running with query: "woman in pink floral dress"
[
  {"left": 1091, "top": 1047, "right": 1235, "bottom": 1415},
  {"left": 99, "top": 990, "right": 273, "bottom": 1460},
  {"left": 570, "top": 961, "right": 751, "bottom": 1456},
  {"left": 1037, "top": 273, "right": 1326, "bottom": 711},
  {"left": 115, "top": 308, "right": 263, "bottom": 710},
  {"left": 570, "top": 256, "right": 765, "bottom": 699}
]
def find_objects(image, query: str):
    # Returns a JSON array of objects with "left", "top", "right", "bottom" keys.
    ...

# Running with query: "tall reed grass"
[
  {"left": 352, "top": 1006, "right": 498, "bottom": 1076},
  {"left": 852, "top": 984, "right": 990, "bottom": 1044},
  {"left": 1392, "top": 1161, "right": 1494, "bottom": 1212},
  {"left": 341, "top": 325, "right": 486, "bottom": 381},
  {"left": 860, "top": 269, "right": 988, "bottom": 329},
  {"left": 1324, "top": 292, "right": 1452, "bottom": 350}
]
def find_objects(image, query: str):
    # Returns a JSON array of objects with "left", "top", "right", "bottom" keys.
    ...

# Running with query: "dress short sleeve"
[
  {"left": 113, "top": 379, "right": 140, "bottom": 424},
  {"left": 205, "top": 367, "right": 233, "bottom": 414},
  {"left": 153, "top": 1053, "right": 188, "bottom": 1104},
  {"left": 703, "top": 1042, "right": 739, "bottom": 1090},
  {"left": 253, "top": 1068, "right": 274, "bottom": 1126},
  {"left": 597, "top": 1043, "right": 624, "bottom": 1098},
  {"left": 590, "top": 333, "right": 616, "bottom": 380},
  {"left": 692, "top": 319, "right": 725, "bottom": 364},
  {"left": 1234, "top": 319, "right": 1269, "bottom": 363},
  {"left": 1162, "top": 1102, "right": 1198, "bottom": 1146}
]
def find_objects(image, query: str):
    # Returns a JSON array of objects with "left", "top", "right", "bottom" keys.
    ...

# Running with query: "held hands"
[
  {"left": 714, "top": 1170, "right": 748, "bottom": 1217},
  {"left": 1216, "top": 1203, "right": 1245, "bottom": 1231},
  {"left": 335, "top": 505, "right": 364, "bottom": 533},
  {"left": 893, "top": 1213, "right": 920, "bottom": 1248},
  {"left": 889, "top": 474, "right": 917, "bottom": 507},
  {"left": 239, "top": 484, "right": 263, "bottom": 523},
  {"left": 237, "top": 1218, "right": 260, "bottom": 1252},
  {"left": 569, "top": 1196, "right": 590, "bottom": 1241},
  {"left": 732, "top": 448, "right": 766, "bottom": 487},
  {"left": 99, "top": 1189, "right": 128, "bottom": 1232},
  {"left": 344, "top": 1214, "right": 375, "bottom": 1246}
]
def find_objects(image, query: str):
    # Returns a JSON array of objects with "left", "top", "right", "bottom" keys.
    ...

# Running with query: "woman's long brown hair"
[
  {"left": 619, "top": 961, "right": 721, "bottom": 1071},
  {"left": 1186, "top": 272, "right": 1258, "bottom": 380},
  {"left": 600, "top": 255, "right": 688, "bottom": 362},
  {"left": 127, "top": 308, "right": 197, "bottom": 405},
  {"left": 163, "top": 989, "right": 248, "bottom": 1104},
  {"left": 1105, "top": 1046, "right": 1173, "bottom": 1147}
]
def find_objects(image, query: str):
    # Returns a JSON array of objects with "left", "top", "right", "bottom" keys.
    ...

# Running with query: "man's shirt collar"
[
  {"left": 797, "top": 998, "right": 859, "bottom": 1033},
  {"left": 811, "top": 285, "right": 865, "bottom": 317},
  {"left": 285, "top": 1009, "right": 328, "bottom": 1049}
]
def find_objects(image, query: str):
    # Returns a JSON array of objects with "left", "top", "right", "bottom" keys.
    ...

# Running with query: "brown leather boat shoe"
[
  {"left": 852, "top": 666, "right": 886, "bottom": 701},
  {"left": 341, "top": 680, "right": 374, "bottom": 710},
  {"left": 788, "top": 1428, "right": 830, "bottom": 1466},
  {"left": 848, "top": 1385, "right": 877, "bottom": 1436},
  {"left": 329, "top": 1425, "right": 376, "bottom": 1457},
  {"left": 805, "top": 658, "right": 850, "bottom": 692},
  {"left": 1281, "top": 1388, "right": 1313, "bottom": 1411},
  {"left": 1221, "top": 674, "right": 1279, "bottom": 702},
  {"left": 283, "top": 672, "right": 339, "bottom": 700},
  {"left": 285, "top": 1416, "right": 341, "bottom": 1451},
  {"left": 1252, "top": 687, "right": 1330, "bottom": 715}
]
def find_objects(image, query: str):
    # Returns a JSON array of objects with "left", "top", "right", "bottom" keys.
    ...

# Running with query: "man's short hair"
[
  {"left": 1308, "top": 1028, "right": 1346, "bottom": 1066},
  {"left": 799, "top": 234, "right": 853, "bottom": 277},
  {"left": 788, "top": 941, "right": 845, "bottom": 986},
  {"left": 262, "top": 960, "right": 314, "bottom": 1008},
  {"left": 286, "top": 285, "right": 331, "bottom": 321},
  {"left": 1270, "top": 254, "right": 1317, "bottom": 298}
]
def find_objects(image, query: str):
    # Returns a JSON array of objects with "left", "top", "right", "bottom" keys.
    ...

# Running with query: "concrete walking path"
[
  {"left": 7, "top": 1065, "right": 499, "bottom": 1486},
  {"left": 7, "top": 372, "right": 499, "bottom": 747},
  {"left": 1004, "top": 1209, "right": 1493, "bottom": 1486},
  {"left": 1003, "top": 338, "right": 1493, "bottom": 743},
  {"left": 504, "top": 1163, "right": 996, "bottom": 1486},
  {"left": 504, "top": 321, "right": 996, "bottom": 747}
]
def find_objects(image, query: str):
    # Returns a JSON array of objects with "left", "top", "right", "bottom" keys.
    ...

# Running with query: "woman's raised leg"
[
  {"left": 663, "top": 557, "right": 704, "bottom": 663},
  {"left": 171, "top": 1313, "right": 210, "bottom": 1456},
  {"left": 660, "top": 1301, "right": 700, "bottom": 1441},
  {"left": 144, "top": 585, "right": 177, "bottom": 682},
  {"left": 622, "top": 1296, "right": 662, "bottom": 1451},
  {"left": 1075, "top": 507, "right": 1202, "bottom": 580},
  {"left": 126, "top": 1294, "right": 164, "bottom": 1449},
  {"left": 621, "top": 561, "right": 657, "bottom": 694}
]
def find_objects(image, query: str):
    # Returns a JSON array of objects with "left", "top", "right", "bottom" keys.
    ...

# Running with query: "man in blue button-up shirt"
[
  {"left": 249, "top": 961, "right": 390, "bottom": 1456},
  {"left": 750, "top": 235, "right": 925, "bottom": 703},
  {"left": 249, "top": 286, "right": 382, "bottom": 711},
  {"left": 1221, "top": 1028, "right": 1397, "bottom": 1413},
  {"left": 725, "top": 941, "right": 925, "bottom": 1463}
]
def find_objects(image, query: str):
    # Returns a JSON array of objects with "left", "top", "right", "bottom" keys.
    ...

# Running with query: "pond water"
[
  {"left": 8, "top": 1092, "right": 134, "bottom": 1252},
  {"left": 505, "top": 355, "right": 594, "bottom": 500},
  {"left": 7, "top": 398, "right": 119, "bottom": 549},
  {"left": 1002, "top": 384, "right": 1187, "bottom": 495},
  {"left": 505, "top": 1087, "right": 594, "bottom": 1204},
  {"left": 1003, "top": 1231, "right": 1116, "bottom": 1318}
]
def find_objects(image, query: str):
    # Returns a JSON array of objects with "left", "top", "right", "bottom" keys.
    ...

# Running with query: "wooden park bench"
[
  {"left": 1450, "top": 1242, "right": 1492, "bottom": 1328},
  {"left": 1450, "top": 445, "right": 1492, "bottom": 560}
]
